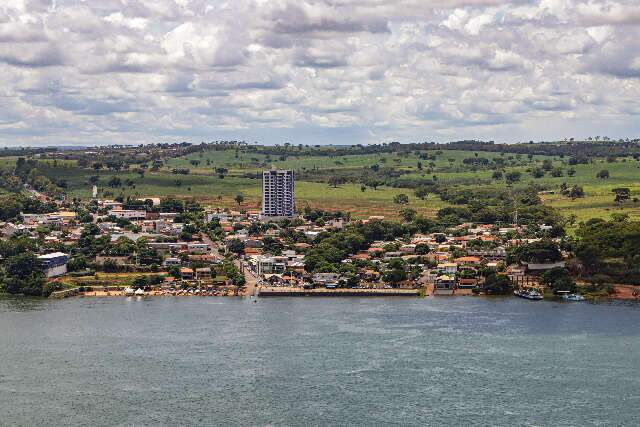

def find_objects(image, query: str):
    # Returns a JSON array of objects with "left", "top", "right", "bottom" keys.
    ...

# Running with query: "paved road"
[
  {"left": 200, "top": 233, "right": 224, "bottom": 261},
  {"left": 236, "top": 259, "right": 258, "bottom": 297},
  {"left": 201, "top": 233, "right": 257, "bottom": 296}
]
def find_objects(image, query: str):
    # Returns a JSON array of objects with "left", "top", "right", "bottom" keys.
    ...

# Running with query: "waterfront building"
[
  {"left": 256, "top": 256, "right": 286, "bottom": 275},
  {"left": 38, "top": 252, "right": 68, "bottom": 278},
  {"left": 261, "top": 169, "right": 295, "bottom": 219}
]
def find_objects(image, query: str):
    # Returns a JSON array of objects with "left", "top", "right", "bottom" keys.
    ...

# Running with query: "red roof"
[{"left": 454, "top": 256, "right": 481, "bottom": 264}]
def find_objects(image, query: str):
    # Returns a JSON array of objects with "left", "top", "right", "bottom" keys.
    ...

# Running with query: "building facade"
[
  {"left": 38, "top": 252, "right": 69, "bottom": 278},
  {"left": 261, "top": 169, "right": 295, "bottom": 218},
  {"left": 108, "top": 210, "right": 147, "bottom": 220}
]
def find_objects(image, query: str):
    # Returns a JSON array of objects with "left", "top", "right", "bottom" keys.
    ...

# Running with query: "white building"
[
  {"left": 187, "top": 243, "right": 210, "bottom": 254},
  {"left": 312, "top": 272, "right": 341, "bottom": 284},
  {"left": 261, "top": 169, "right": 295, "bottom": 219},
  {"left": 38, "top": 252, "right": 68, "bottom": 278},
  {"left": 256, "top": 256, "right": 286, "bottom": 275},
  {"left": 108, "top": 210, "right": 147, "bottom": 220}
]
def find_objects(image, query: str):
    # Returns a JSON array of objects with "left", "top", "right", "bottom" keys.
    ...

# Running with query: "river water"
[{"left": 1, "top": 296, "right": 639, "bottom": 426}]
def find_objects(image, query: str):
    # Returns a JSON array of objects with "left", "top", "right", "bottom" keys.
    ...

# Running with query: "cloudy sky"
[{"left": 1, "top": 0, "right": 639, "bottom": 146}]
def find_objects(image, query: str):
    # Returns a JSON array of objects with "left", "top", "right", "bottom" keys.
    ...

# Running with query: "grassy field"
[
  {"left": 165, "top": 148, "right": 548, "bottom": 177},
  {"left": 36, "top": 163, "right": 442, "bottom": 219},
  {"left": 19, "top": 148, "right": 640, "bottom": 221}
]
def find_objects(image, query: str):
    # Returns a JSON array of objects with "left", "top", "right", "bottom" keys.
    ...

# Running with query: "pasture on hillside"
[{"left": 16, "top": 147, "right": 640, "bottom": 222}]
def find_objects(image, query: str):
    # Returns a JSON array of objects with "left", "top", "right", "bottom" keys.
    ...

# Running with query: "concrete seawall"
[
  {"left": 49, "top": 285, "right": 125, "bottom": 299},
  {"left": 49, "top": 288, "right": 81, "bottom": 299},
  {"left": 258, "top": 287, "right": 420, "bottom": 297}
]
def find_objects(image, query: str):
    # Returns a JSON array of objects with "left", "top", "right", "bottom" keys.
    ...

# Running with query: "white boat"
[
  {"left": 561, "top": 293, "right": 586, "bottom": 301},
  {"left": 124, "top": 287, "right": 135, "bottom": 296},
  {"left": 514, "top": 288, "right": 543, "bottom": 301},
  {"left": 134, "top": 288, "right": 145, "bottom": 296}
]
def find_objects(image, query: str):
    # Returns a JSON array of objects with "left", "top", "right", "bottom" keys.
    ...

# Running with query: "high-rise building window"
[{"left": 262, "top": 169, "right": 295, "bottom": 218}]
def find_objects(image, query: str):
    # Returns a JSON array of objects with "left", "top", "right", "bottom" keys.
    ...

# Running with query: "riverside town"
[
  {"left": 4, "top": 2, "right": 640, "bottom": 424},
  {"left": 1, "top": 140, "right": 639, "bottom": 302}
]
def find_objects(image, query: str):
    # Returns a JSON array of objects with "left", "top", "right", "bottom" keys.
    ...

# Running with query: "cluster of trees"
[
  {"left": 574, "top": 218, "right": 640, "bottom": 282},
  {"left": 482, "top": 273, "right": 513, "bottom": 295},
  {"left": 540, "top": 267, "right": 576, "bottom": 293},
  {"left": 0, "top": 157, "right": 62, "bottom": 196},
  {"left": 303, "top": 220, "right": 407, "bottom": 273},
  {"left": 560, "top": 183, "right": 585, "bottom": 199},
  {"left": 0, "top": 193, "right": 57, "bottom": 221},
  {"left": 506, "top": 240, "right": 562, "bottom": 265},
  {"left": 0, "top": 236, "right": 54, "bottom": 296}
]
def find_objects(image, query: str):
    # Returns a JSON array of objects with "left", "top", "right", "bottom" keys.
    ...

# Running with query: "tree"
[
  {"left": 530, "top": 167, "right": 545, "bottom": 178},
  {"left": 414, "top": 186, "right": 430, "bottom": 200},
  {"left": 1, "top": 252, "right": 47, "bottom": 296},
  {"left": 483, "top": 273, "right": 513, "bottom": 295},
  {"left": 568, "top": 185, "right": 585, "bottom": 199},
  {"left": 596, "top": 169, "right": 609, "bottom": 179},
  {"left": 328, "top": 176, "right": 345, "bottom": 188},
  {"left": 506, "top": 240, "right": 562, "bottom": 265},
  {"left": 415, "top": 243, "right": 430, "bottom": 255},
  {"left": 0, "top": 194, "right": 24, "bottom": 221},
  {"left": 399, "top": 208, "right": 417, "bottom": 222},
  {"left": 226, "top": 238, "right": 245, "bottom": 254},
  {"left": 567, "top": 168, "right": 576, "bottom": 177},
  {"left": 133, "top": 276, "right": 149, "bottom": 289},
  {"left": 540, "top": 267, "right": 576, "bottom": 293},
  {"left": 383, "top": 259, "right": 407, "bottom": 286},
  {"left": 107, "top": 176, "right": 122, "bottom": 188},
  {"left": 393, "top": 194, "right": 409, "bottom": 205},
  {"left": 550, "top": 167, "right": 563, "bottom": 177},
  {"left": 234, "top": 194, "right": 245, "bottom": 206},
  {"left": 364, "top": 178, "right": 382, "bottom": 190},
  {"left": 492, "top": 171, "right": 503, "bottom": 180},
  {"left": 612, "top": 188, "right": 631, "bottom": 204},
  {"left": 505, "top": 171, "right": 521, "bottom": 185}
]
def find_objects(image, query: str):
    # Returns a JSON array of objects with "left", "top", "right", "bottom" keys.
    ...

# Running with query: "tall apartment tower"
[{"left": 261, "top": 169, "right": 295, "bottom": 218}]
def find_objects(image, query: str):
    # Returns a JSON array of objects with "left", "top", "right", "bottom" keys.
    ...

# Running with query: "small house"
[{"left": 180, "top": 267, "right": 194, "bottom": 280}]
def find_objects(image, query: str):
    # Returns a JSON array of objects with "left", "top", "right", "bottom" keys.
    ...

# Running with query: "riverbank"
[{"left": 41, "top": 281, "right": 640, "bottom": 301}]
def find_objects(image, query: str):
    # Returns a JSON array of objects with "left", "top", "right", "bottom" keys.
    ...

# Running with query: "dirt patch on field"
[{"left": 612, "top": 284, "right": 640, "bottom": 300}]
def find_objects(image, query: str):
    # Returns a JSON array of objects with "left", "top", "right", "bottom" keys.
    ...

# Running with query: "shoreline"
[{"left": 48, "top": 287, "right": 640, "bottom": 302}]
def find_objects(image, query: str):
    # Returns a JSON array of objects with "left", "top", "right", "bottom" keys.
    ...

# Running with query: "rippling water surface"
[{"left": 1, "top": 296, "right": 639, "bottom": 426}]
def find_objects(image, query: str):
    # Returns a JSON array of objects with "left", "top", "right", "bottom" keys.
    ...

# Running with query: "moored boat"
[
  {"left": 514, "top": 288, "right": 543, "bottom": 300},
  {"left": 561, "top": 293, "right": 586, "bottom": 301}
]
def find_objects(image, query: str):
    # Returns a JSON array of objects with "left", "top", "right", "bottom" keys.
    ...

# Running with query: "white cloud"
[{"left": 0, "top": 0, "right": 638, "bottom": 146}]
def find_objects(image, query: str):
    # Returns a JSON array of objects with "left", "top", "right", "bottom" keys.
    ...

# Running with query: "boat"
[
  {"left": 561, "top": 292, "right": 586, "bottom": 301},
  {"left": 124, "top": 287, "right": 135, "bottom": 296},
  {"left": 134, "top": 288, "right": 145, "bottom": 296},
  {"left": 514, "top": 288, "right": 543, "bottom": 300}
]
